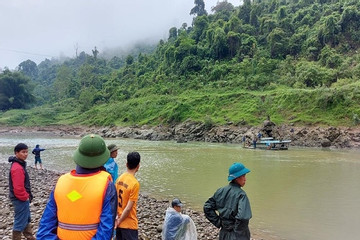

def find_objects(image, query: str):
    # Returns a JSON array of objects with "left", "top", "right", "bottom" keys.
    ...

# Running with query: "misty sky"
[{"left": 0, "top": 0, "right": 240, "bottom": 70}]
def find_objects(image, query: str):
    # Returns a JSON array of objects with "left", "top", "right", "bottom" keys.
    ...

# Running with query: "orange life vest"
[{"left": 54, "top": 170, "right": 111, "bottom": 239}]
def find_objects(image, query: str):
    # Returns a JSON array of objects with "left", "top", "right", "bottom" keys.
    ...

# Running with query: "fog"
[{"left": 0, "top": 0, "right": 240, "bottom": 70}]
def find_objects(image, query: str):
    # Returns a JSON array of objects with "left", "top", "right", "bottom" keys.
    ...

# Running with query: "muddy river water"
[{"left": 1, "top": 132, "right": 359, "bottom": 239}]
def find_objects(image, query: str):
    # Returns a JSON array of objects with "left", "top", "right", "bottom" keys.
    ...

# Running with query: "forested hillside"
[{"left": 1, "top": 0, "right": 360, "bottom": 127}]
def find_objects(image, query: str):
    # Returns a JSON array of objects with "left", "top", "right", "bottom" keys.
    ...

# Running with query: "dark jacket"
[
  {"left": 8, "top": 156, "right": 33, "bottom": 202},
  {"left": 32, "top": 145, "right": 45, "bottom": 157},
  {"left": 204, "top": 182, "right": 252, "bottom": 240}
]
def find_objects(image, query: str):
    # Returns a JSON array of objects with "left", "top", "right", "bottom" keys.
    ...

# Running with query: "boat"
[{"left": 256, "top": 137, "right": 291, "bottom": 150}]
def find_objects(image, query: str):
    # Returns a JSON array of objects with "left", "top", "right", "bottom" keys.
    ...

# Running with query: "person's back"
[
  {"left": 37, "top": 134, "right": 117, "bottom": 240},
  {"left": 115, "top": 151, "right": 141, "bottom": 240}
]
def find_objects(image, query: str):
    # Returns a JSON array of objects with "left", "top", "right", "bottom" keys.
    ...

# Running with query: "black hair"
[
  {"left": 127, "top": 152, "right": 140, "bottom": 170},
  {"left": 14, "top": 143, "right": 28, "bottom": 153}
]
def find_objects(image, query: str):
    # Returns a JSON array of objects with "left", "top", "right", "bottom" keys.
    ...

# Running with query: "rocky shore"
[
  {"left": 1, "top": 121, "right": 360, "bottom": 149},
  {"left": 0, "top": 163, "right": 265, "bottom": 240},
  {"left": 0, "top": 163, "right": 214, "bottom": 239}
]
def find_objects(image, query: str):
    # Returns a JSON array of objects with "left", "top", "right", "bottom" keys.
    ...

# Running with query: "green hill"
[{"left": 1, "top": 0, "right": 360, "bottom": 127}]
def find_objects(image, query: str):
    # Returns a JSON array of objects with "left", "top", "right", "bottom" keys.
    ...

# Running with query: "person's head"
[
  {"left": 127, "top": 151, "right": 140, "bottom": 170},
  {"left": 14, "top": 143, "right": 28, "bottom": 161},
  {"left": 73, "top": 134, "right": 110, "bottom": 169},
  {"left": 227, "top": 162, "right": 250, "bottom": 187},
  {"left": 171, "top": 198, "right": 183, "bottom": 213},
  {"left": 36, "top": 144, "right": 39, "bottom": 148},
  {"left": 107, "top": 144, "right": 119, "bottom": 158}
]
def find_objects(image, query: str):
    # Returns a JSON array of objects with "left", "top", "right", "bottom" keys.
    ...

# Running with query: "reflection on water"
[{"left": 1, "top": 133, "right": 359, "bottom": 240}]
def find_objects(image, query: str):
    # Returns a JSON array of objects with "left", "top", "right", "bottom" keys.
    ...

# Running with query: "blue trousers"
[{"left": 12, "top": 199, "right": 31, "bottom": 231}]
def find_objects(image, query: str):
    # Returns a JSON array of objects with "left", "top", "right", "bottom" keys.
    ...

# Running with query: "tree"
[
  {"left": 52, "top": 65, "right": 76, "bottom": 100},
  {"left": 277, "top": 6, "right": 287, "bottom": 20},
  {"left": 211, "top": 27, "right": 228, "bottom": 60},
  {"left": 0, "top": 70, "right": 35, "bottom": 110},
  {"left": 317, "top": 14, "right": 340, "bottom": 47},
  {"left": 211, "top": 0, "right": 235, "bottom": 21},
  {"left": 239, "top": 34, "right": 257, "bottom": 58},
  {"left": 319, "top": 45, "right": 342, "bottom": 69},
  {"left": 191, "top": 15, "right": 209, "bottom": 42},
  {"left": 238, "top": 0, "right": 252, "bottom": 24},
  {"left": 92, "top": 46, "right": 99, "bottom": 60},
  {"left": 125, "top": 55, "right": 134, "bottom": 66},
  {"left": 295, "top": 61, "right": 336, "bottom": 88},
  {"left": 168, "top": 27, "right": 178, "bottom": 40},
  {"left": 18, "top": 60, "right": 38, "bottom": 79},
  {"left": 267, "top": 28, "right": 288, "bottom": 58},
  {"left": 249, "top": 9, "right": 259, "bottom": 28},
  {"left": 74, "top": 42, "right": 79, "bottom": 58},
  {"left": 339, "top": 6, "right": 360, "bottom": 42},
  {"left": 227, "top": 31, "right": 241, "bottom": 58},
  {"left": 190, "top": 0, "right": 207, "bottom": 17},
  {"left": 174, "top": 37, "right": 197, "bottom": 63}
]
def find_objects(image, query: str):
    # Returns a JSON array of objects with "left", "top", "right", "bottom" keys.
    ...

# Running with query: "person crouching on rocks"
[
  {"left": 36, "top": 134, "right": 118, "bottom": 239},
  {"left": 162, "top": 198, "right": 197, "bottom": 240}
]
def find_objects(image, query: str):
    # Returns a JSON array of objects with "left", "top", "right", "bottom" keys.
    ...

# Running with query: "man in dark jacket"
[
  {"left": 204, "top": 162, "right": 252, "bottom": 240},
  {"left": 8, "top": 143, "right": 36, "bottom": 240},
  {"left": 32, "top": 144, "right": 45, "bottom": 170}
]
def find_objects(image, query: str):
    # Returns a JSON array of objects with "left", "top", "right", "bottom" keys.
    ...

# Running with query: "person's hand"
[{"left": 115, "top": 214, "right": 121, "bottom": 227}]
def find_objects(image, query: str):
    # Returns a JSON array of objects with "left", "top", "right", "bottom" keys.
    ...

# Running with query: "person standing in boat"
[{"left": 252, "top": 134, "right": 257, "bottom": 149}]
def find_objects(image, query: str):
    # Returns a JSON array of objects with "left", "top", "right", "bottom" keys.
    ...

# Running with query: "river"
[{"left": 0, "top": 132, "right": 359, "bottom": 240}]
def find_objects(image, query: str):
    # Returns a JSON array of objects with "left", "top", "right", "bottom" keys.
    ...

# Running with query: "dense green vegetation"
[{"left": 1, "top": 0, "right": 360, "bottom": 127}]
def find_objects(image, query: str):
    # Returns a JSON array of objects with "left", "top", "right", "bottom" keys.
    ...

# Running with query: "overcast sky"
[{"left": 0, "top": 0, "right": 240, "bottom": 70}]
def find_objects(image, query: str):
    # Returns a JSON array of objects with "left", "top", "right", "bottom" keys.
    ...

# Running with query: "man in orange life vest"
[{"left": 37, "top": 134, "right": 118, "bottom": 240}]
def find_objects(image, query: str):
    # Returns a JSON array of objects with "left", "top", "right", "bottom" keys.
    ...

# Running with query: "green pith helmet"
[
  {"left": 107, "top": 144, "right": 119, "bottom": 153},
  {"left": 73, "top": 134, "right": 110, "bottom": 169}
]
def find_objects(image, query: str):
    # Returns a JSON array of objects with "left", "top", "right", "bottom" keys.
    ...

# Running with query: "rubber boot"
[
  {"left": 23, "top": 224, "right": 36, "bottom": 240},
  {"left": 12, "top": 231, "right": 22, "bottom": 240}
]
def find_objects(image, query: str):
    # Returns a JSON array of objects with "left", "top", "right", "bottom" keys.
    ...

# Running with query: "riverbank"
[
  {"left": 0, "top": 163, "right": 267, "bottom": 240},
  {"left": 1, "top": 122, "right": 360, "bottom": 149}
]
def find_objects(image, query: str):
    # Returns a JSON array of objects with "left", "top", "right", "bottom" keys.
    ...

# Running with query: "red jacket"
[{"left": 8, "top": 156, "right": 32, "bottom": 201}]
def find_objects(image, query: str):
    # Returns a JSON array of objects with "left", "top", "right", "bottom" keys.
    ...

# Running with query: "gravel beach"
[{"left": 0, "top": 162, "right": 265, "bottom": 240}]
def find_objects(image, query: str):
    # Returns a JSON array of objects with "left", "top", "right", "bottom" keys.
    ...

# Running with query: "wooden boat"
[{"left": 256, "top": 137, "right": 291, "bottom": 150}]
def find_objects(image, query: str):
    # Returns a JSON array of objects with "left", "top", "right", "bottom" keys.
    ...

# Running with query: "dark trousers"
[{"left": 116, "top": 228, "right": 138, "bottom": 240}]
